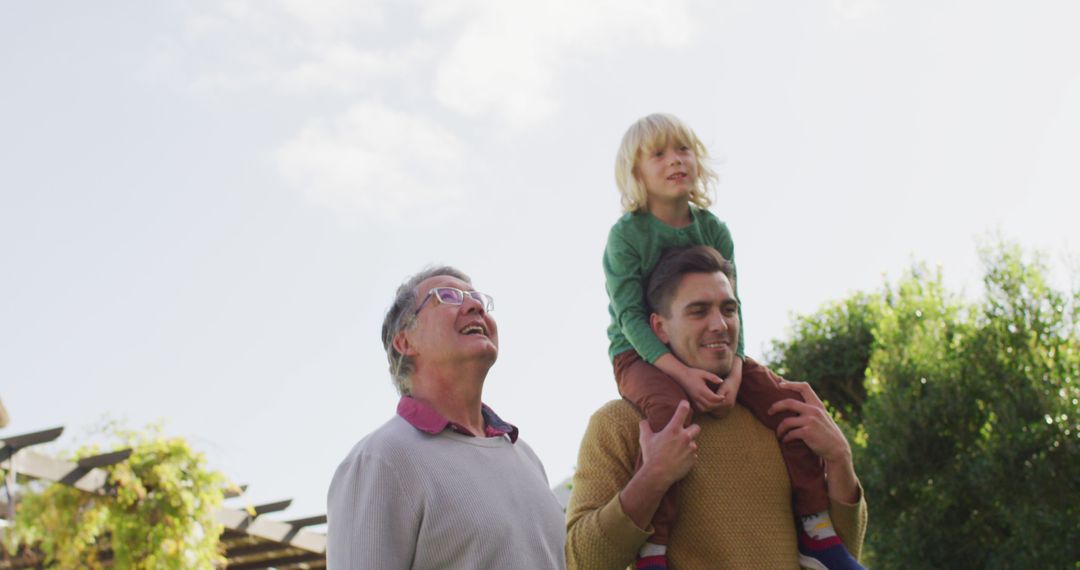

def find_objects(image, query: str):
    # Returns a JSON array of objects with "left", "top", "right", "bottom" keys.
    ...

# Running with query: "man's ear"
[
  {"left": 650, "top": 313, "right": 670, "bottom": 344},
  {"left": 392, "top": 330, "right": 418, "bottom": 357}
]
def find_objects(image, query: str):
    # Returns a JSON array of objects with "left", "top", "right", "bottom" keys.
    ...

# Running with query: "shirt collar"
[{"left": 397, "top": 395, "right": 519, "bottom": 443}]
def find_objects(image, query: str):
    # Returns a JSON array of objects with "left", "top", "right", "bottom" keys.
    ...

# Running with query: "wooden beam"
[
  {"left": 0, "top": 427, "right": 64, "bottom": 462},
  {"left": 285, "top": 514, "right": 327, "bottom": 528},
  {"left": 52, "top": 449, "right": 132, "bottom": 487},
  {"left": 2, "top": 448, "right": 110, "bottom": 494},
  {"left": 225, "top": 541, "right": 295, "bottom": 558},
  {"left": 216, "top": 507, "right": 326, "bottom": 554},
  {"left": 224, "top": 551, "right": 325, "bottom": 570},
  {"left": 252, "top": 499, "right": 292, "bottom": 517},
  {"left": 77, "top": 449, "right": 132, "bottom": 469}
]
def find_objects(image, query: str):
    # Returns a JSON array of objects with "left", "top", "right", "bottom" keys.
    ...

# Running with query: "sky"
[{"left": 3, "top": 0, "right": 1079, "bottom": 524}]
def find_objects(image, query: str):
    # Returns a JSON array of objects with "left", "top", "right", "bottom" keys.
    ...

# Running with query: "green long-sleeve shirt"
[{"left": 603, "top": 207, "right": 744, "bottom": 363}]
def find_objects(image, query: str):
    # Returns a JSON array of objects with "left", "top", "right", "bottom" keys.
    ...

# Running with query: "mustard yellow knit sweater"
[{"left": 566, "top": 400, "right": 867, "bottom": 569}]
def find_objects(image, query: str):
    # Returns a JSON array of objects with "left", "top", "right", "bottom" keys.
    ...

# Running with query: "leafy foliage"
[
  {"left": 767, "top": 292, "right": 881, "bottom": 423},
  {"left": 5, "top": 423, "right": 228, "bottom": 569},
  {"left": 768, "top": 239, "right": 1080, "bottom": 568}
]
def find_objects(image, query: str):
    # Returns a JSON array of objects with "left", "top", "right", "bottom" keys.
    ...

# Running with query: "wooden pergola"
[{"left": 0, "top": 426, "right": 326, "bottom": 569}]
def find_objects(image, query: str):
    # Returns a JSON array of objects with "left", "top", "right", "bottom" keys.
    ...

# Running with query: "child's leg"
[
  {"left": 737, "top": 358, "right": 865, "bottom": 569},
  {"left": 734, "top": 357, "right": 828, "bottom": 516},
  {"left": 613, "top": 350, "right": 691, "bottom": 548}
]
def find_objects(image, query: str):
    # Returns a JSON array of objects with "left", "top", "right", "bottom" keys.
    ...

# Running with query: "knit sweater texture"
[
  {"left": 565, "top": 400, "right": 868, "bottom": 569},
  {"left": 604, "top": 207, "right": 744, "bottom": 363},
  {"left": 327, "top": 415, "right": 566, "bottom": 569}
]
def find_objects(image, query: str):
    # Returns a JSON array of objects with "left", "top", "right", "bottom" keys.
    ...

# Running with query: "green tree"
[
  {"left": 5, "top": 423, "right": 229, "bottom": 569},
  {"left": 863, "top": 243, "right": 1080, "bottom": 569},
  {"left": 858, "top": 263, "right": 973, "bottom": 567},
  {"left": 767, "top": 292, "right": 882, "bottom": 424},
  {"left": 767, "top": 239, "right": 1080, "bottom": 568}
]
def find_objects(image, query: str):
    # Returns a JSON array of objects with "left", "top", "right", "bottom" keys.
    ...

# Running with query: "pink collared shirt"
[{"left": 397, "top": 395, "right": 520, "bottom": 443}]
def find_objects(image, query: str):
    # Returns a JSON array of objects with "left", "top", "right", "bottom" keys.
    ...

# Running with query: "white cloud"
[
  {"left": 275, "top": 0, "right": 385, "bottom": 36},
  {"left": 275, "top": 101, "right": 467, "bottom": 222},
  {"left": 160, "top": 0, "right": 412, "bottom": 95},
  {"left": 274, "top": 42, "right": 433, "bottom": 94},
  {"left": 179, "top": 0, "right": 381, "bottom": 44},
  {"left": 427, "top": 0, "right": 695, "bottom": 127},
  {"left": 163, "top": 0, "right": 696, "bottom": 123},
  {"left": 158, "top": 0, "right": 702, "bottom": 215},
  {"left": 830, "top": 0, "right": 879, "bottom": 21}
]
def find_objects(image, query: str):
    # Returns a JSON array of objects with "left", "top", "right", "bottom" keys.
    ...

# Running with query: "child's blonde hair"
[{"left": 614, "top": 113, "right": 718, "bottom": 213}]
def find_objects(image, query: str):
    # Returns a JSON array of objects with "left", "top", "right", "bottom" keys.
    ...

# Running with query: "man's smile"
[{"left": 459, "top": 322, "right": 489, "bottom": 337}]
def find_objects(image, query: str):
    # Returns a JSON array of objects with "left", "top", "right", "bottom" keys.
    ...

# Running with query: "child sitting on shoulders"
[{"left": 603, "top": 113, "right": 864, "bottom": 570}]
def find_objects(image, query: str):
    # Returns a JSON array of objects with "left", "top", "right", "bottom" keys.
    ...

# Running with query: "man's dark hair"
[{"left": 646, "top": 245, "right": 735, "bottom": 317}]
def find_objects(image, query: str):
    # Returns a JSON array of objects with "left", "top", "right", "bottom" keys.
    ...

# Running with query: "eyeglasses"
[{"left": 414, "top": 287, "right": 495, "bottom": 316}]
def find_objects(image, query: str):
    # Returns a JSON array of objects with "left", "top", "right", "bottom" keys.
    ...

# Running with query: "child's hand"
[
  {"left": 709, "top": 358, "right": 743, "bottom": 419},
  {"left": 676, "top": 367, "right": 727, "bottom": 414}
]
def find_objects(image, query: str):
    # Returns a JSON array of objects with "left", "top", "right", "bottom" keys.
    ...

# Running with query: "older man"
[
  {"left": 328, "top": 266, "right": 565, "bottom": 569},
  {"left": 566, "top": 246, "right": 867, "bottom": 569}
]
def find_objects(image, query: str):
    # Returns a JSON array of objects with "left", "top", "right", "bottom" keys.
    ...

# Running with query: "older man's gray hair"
[{"left": 381, "top": 266, "right": 471, "bottom": 395}]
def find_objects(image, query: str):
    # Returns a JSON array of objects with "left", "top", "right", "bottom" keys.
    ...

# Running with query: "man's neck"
[{"left": 409, "top": 366, "right": 487, "bottom": 436}]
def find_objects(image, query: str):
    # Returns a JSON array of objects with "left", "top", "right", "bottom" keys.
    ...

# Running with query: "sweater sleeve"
[
  {"left": 327, "top": 449, "right": 420, "bottom": 569},
  {"left": 828, "top": 485, "right": 869, "bottom": 562},
  {"left": 604, "top": 226, "right": 671, "bottom": 363},
  {"left": 565, "top": 404, "right": 651, "bottom": 570}
]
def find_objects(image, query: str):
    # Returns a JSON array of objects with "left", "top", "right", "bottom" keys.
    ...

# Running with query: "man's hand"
[
  {"left": 709, "top": 357, "right": 743, "bottom": 419},
  {"left": 620, "top": 400, "right": 701, "bottom": 530},
  {"left": 768, "top": 380, "right": 849, "bottom": 463},
  {"left": 768, "top": 380, "right": 861, "bottom": 504},
  {"left": 652, "top": 354, "right": 726, "bottom": 414},
  {"left": 639, "top": 400, "right": 702, "bottom": 487}
]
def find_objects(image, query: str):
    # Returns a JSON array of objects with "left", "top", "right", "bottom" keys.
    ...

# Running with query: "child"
[{"left": 603, "top": 113, "right": 864, "bottom": 570}]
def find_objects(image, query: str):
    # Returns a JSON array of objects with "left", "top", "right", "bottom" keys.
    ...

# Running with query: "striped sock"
[
  {"left": 800, "top": 511, "right": 837, "bottom": 539},
  {"left": 636, "top": 542, "right": 667, "bottom": 570},
  {"left": 797, "top": 512, "right": 864, "bottom": 570}
]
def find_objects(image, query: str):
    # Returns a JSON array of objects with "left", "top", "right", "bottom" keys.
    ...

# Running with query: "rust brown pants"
[{"left": 614, "top": 350, "right": 828, "bottom": 545}]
